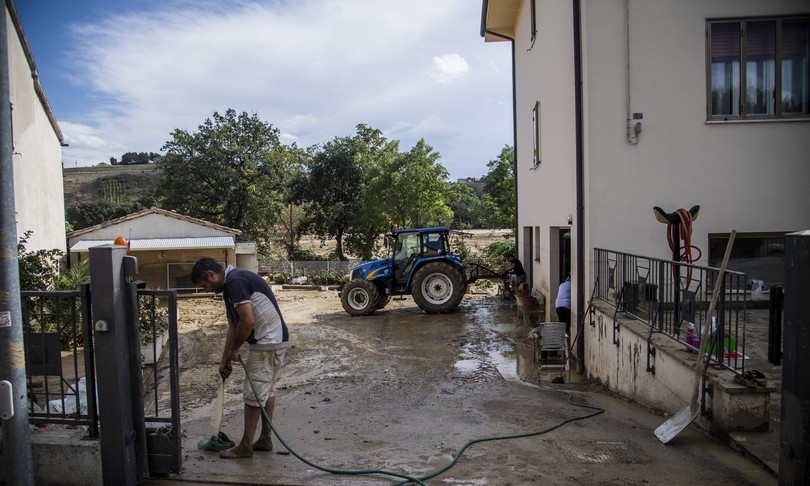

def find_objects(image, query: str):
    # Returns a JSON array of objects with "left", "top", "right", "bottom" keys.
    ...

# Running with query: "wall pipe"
[
  {"left": 0, "top": 5, "right": 35, "bottom": 484},
  {"left": 480, "top": 0, "right": 519, "bottom": 254},
  {"left": 572, "top": 0, "right": 586, "bottom": 373}
]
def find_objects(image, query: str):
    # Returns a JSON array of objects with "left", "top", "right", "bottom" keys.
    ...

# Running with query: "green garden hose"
[
  {"left": 239, "top": 357, "right": 427, "bottom": 485},
  {"left": 239, "top": 357, "right": 605, "bottom": 485}
]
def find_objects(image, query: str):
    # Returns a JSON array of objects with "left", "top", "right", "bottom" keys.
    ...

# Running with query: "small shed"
[{"left": 67, "top": 207, "right": 253, "bottom": 290}]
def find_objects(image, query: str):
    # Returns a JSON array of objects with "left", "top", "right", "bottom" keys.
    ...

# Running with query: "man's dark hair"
[{"left": 191, "top": 257, "right": 224, "bottom": 284}]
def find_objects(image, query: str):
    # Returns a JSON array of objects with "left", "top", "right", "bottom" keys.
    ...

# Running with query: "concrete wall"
[
  {"left": 0, "top": 430, "right": 103, "bottom": 485},
  {"left": 587, "top": 302, "right": 770, "bottom": 433},
  {"left": 6, "top": 8, "right": 65, "bottom": 253}
]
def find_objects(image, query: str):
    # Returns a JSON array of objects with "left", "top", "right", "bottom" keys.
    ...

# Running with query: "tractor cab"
[{"left": 390, "top": 228, "right": 451, "bottom": 291}]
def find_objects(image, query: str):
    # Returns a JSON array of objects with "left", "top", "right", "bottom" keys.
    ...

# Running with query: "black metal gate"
[
  {"left": 137, "top": 289, "right": 182, "bottom": 476},
  {"left": 21, "top": 284, "right": 182, "bottom": 479}
]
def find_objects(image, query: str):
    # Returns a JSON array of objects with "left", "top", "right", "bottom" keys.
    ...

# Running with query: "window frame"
[{"left": 706, "top": 15, "right": 810, "bottom": 122}]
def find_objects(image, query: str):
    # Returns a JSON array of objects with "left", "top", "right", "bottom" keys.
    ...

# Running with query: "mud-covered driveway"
[{"left": 149, "top": 289, "right": 774, "bottom": 486}]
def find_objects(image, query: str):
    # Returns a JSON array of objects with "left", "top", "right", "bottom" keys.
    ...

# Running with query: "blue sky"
[{"left": 14, "top": 0, "right": 513, "bottom": 180}]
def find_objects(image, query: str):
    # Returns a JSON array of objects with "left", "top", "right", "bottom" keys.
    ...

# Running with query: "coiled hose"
[{"left": 240, "top": 357, "right": 605, "bottom": 485}]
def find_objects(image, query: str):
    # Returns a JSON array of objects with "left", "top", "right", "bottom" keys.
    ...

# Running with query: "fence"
[
  {"left": 21, "top": 285, "right": 99, "bottom": 436},
  {"left": 260, "top": 260, "right": 363, "bottom": 278},
  {"left": 594, "top": 248, "right": 748, "bottom": 372},
  {"left": 19, "top": 286, "right": 178, "bottom": 437}
]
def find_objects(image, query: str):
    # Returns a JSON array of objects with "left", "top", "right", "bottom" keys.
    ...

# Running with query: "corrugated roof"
[{"left": 70, "top": 236, "right": 235, "bottom": 252}]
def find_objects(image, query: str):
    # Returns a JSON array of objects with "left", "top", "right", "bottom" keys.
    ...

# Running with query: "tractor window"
[
  {"left": 422, "top": 233, "right": 445, "bottom": 257},
  {"left": 394, "top": 232, "right": 420, "bottom": 262},
  {"left": 394, "top": 232, "right": 420, "bottom": 281}
]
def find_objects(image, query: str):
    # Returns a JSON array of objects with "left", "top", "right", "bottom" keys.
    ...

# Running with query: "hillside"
[{"left": 63, "top": 164, "right": 162, "bottom": 206}]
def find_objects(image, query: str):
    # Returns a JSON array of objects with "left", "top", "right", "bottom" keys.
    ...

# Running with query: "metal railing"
[
  {"left": 21, "top": 284, "right": 99, "bottom": 436},
  {"left": 594, "top": 248, "right": 748, "bottom": 372}
]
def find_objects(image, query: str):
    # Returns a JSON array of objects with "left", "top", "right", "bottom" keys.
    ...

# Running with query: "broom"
[{"left": 197, "top": 378, "right": 235, "bottom": 451}]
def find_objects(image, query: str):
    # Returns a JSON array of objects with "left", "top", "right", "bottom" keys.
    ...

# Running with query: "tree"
[
  {"left": 294, "top": 124, "right": 395, "bottom": 260},
  {"left": 156, "top": 109, "right": 289, "bottom": 247},
  {"left": 447, "top": 181, "right": 485, "bottom": 229},
  {"left": 367, "top": 139, "right": 452, "bottom": 230},
  {"left": 481, "top": 145, "right": 515, "bottom": 229},
  {"left": 66, "top": 199, "right": 152, "bottom": 230}
]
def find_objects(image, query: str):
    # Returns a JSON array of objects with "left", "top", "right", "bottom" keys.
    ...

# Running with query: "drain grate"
[{"left": 552, "top": 440, "right": 646, "bottom": 464}]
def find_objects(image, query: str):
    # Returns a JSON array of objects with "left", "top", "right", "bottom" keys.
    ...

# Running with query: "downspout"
[
  {"left": 572, "top": 0, "right": 586, "bottom": 373},
  {"left": 480, "top": 0, "right": 518, "bottom": 251}
]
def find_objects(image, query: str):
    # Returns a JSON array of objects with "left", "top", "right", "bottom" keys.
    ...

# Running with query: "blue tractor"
[{"left": 340, "top": 227, "right": 496, "bottom": 315}]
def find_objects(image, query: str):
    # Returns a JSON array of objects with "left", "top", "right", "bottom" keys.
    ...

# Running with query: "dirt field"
[{"left": 157, "top": 289, "right": 775, "bottom": 486}]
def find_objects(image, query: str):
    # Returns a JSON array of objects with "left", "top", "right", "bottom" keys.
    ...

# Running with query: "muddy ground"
[{"left": 151, "top": 288, "right": 775, "bottom": 486}]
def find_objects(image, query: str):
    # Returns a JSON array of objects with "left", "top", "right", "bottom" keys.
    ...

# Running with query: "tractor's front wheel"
[
  {"left": 412, "top": 262, "right": 465, "bottom": 313},
  {"left": 374, "top": 293, "right": 391, "bottom": 310},
  {"left": 341, "top": 280, "right": 379, "bottom": 316}
]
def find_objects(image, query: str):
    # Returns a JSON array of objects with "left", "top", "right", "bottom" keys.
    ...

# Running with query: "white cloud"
[
  {"left": 426, "top": 54, "right": 470, "bottom": 84},
  {"left": 55, "top": 0, "right": 512, "bottom": 178}
]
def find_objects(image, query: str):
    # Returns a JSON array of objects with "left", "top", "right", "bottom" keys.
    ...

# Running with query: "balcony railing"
[{"left": 594, "top": 248, "right": 748, "bottom": 373}]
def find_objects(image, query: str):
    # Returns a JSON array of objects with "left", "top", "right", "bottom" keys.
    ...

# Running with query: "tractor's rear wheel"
[
  {"left": 412, "top": 262, "right": 465, "bottom": 313},
  {"left": 341, "top": 280, "right": 379, "bottom": 316}
]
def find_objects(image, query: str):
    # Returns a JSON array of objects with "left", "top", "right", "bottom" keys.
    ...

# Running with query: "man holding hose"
[{"left": 192, "top": 258, "right": 290, "bottom": 458}]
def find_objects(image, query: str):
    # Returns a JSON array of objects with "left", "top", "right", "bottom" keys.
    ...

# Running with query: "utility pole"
[{"left": 0, "top": 7, "right": 34, "bottom": 484}]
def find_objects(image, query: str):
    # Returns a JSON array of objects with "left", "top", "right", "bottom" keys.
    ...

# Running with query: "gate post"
[
  {"left": 780, "top": 230, "right": 810, "bottom": 485},
  {"left": 89, "top": 245, "right": 141, "bottom": 485}
]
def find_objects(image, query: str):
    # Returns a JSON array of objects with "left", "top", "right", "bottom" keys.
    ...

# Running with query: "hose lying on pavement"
[
  {"left": 240, "top": 357, "right": 427, "bottom": 485},
  {"left": 240, "top": 356, "right": 605, "bottom": 485}
]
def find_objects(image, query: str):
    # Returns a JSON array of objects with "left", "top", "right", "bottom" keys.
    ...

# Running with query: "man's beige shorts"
[{"left": 243, "top": 348, "right": 285, "bottom": 407}]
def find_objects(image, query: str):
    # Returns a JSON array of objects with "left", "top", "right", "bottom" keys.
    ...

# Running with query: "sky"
[{"left": 14, "top": 0, "right": 513, "bottom": 180}]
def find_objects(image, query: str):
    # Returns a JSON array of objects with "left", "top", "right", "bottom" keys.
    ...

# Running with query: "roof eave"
[{"left": 481, "top": 0, "right": 520, "bottom": 42}]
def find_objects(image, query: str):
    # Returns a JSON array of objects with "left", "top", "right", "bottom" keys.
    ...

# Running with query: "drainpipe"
[
  {"left": 0, "top": 6, "right": 35, "bottom": 485},
  {"left": 480, "top": 0, "right": 518, "bottom": 251},
  {"left": 572, "top": 0, "right": 586, "bottom": 373}
]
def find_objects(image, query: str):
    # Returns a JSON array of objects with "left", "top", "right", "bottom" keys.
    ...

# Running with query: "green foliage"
[
  {"left": 447, "top": 182, "right": 485, "bottom": 229},
  {"left": 17, "top": 231, "right": 63, "bottom": 291},
  {"left": 294, "top": 124, "right": 395, "bottom": 260},
  {"left": 53, "top": 260, "right": 90, "bottom": 290},
  {"left": 18, "top": 239, "right": 85, "bottom": 349},
  {"left": 157, "top": 109, "right": 289, "bottom": 246},
  {"left": 66, "top": 199, "right": 152, "bottom": 230},
  {"left": 139, "top": 296, "right": 169, "bottom": 344},
  {"left": 273, "top": 272, "right": 290, "bottom": 284},
  {"left": 307, "top": 269, "right": 345, "bottom": 285},
  {"left": 482, "top": 145, "right": 515, "bottom": 229},
  {"left": 112, "top": 151, "right": 161, "bottom": 165},
  {"left": 366, "top": 138, "right": 453, "bottom": 229},
  {"left": 483, "top": 238, "right": 516, "bottom": 260}
]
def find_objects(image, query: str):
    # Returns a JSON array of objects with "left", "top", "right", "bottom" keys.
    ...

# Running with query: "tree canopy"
[
  {"left": 65, "top": 109, "right": 517, "bottom": 260},
  {"left": 481, "top": 145, "right": 516, "bottom": 229},
  {"left": 156, "top": 109, "right": 291, "bottom": 246}
]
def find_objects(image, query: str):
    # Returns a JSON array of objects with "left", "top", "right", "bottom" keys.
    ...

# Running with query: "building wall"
[
  {"left": 6, "top": 8, "right": 65, "bottom": 252},
  {"left": 68, "top": 213, "right": 235, "bottom": 245},
  {"left": 72, "top": 247, "right": 236, "bottom": 290},
  {"left": 513, "top": 0, "right": 578, "bottom": 318},
  {"left": 510, "top": 0, "right": 810, "bottom": 322},
  {"left": 584, "top": 0, "right": 810, "bottom": 265}
]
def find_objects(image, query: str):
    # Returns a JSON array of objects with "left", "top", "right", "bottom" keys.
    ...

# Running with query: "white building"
[
  {"left": 482, "top": 0, "right": 810, "bottom": 328},
  {"left": 5, "top": 0, "right": 66, "bottom": 252}
]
